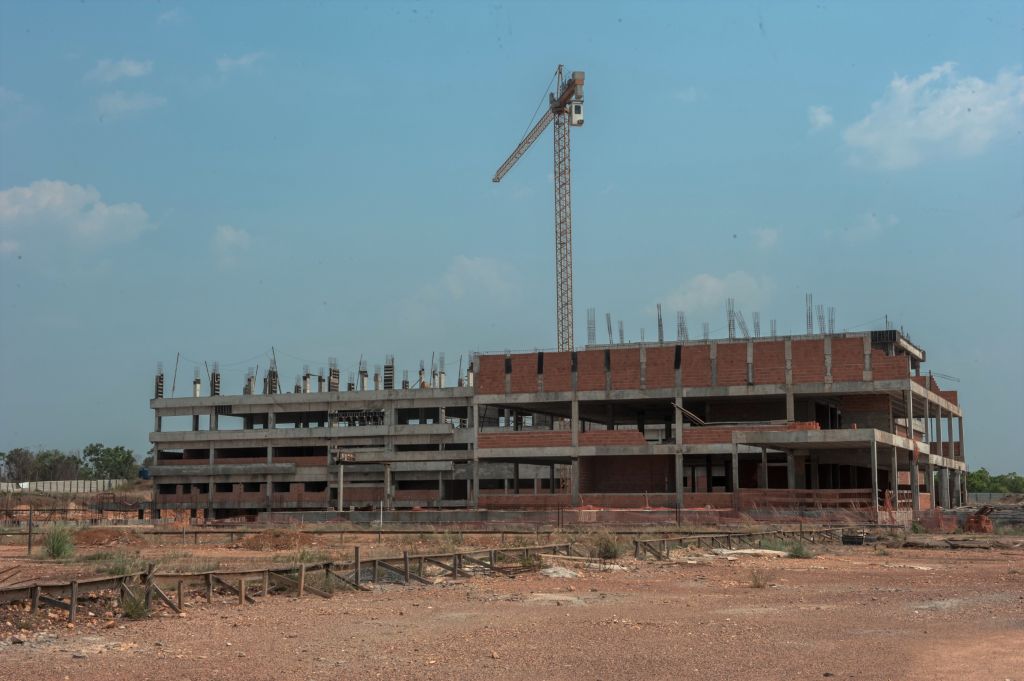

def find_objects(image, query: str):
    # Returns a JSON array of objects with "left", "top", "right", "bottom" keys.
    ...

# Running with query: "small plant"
[
  {"left": 120, "top": 591, "right": 148, "bottom": 620},
  {"left": 101, "top": 551, "right": 146, "bottom": 576},
  {"left": 786, "top": 542, "right": 813, "bottom": 559},
  {"left": 519, "top": 552, "right": 543, "bottom": 571},
  {"left": 294, "top": 548, "right": 331, "bottom": 565},
  {"left": 586, "top": 530, "right": 626, "bottom": 560},
  {"left": 910, "top": 521, "right": 926, "bottom": 534},
  {"left": 44, "top": 526, "right": 74, "bottom": 559},
  {"left": 749, "top": 567, "right": 772, "bottom": 588}
]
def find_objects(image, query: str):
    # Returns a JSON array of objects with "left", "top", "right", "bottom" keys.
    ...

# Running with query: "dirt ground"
[{"left": 1, "top": 541, "right": 1021, "bottom": 681}]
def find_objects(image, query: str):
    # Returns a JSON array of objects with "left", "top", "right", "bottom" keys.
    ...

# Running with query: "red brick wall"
[
  {"left": 682, "top": 345, "right": 712, "bottom": 386},
  {"left": 753, "top": 341, "right": 786, "bottom": 384},
  {"left": 478, "top": 431, "right": 572, "bottom": 449},
  {"left": 716, "top": 342, "right": 748, "bottom": 386},
  {"left": 839, "top": 394, "right": 890, "bottom": 430},
  {"left": 873, "top": 351, "right": 909, "bottom": 379},
  {"left": 479, "top": 494, "right": 571, "bottom": 509},
  {"left": 831, "top": 338, "right": 865, "bottom": 381},
  {"left": 510, "top": 352, "right": 539, "bottom": 393},
  {"left": 683, "top": 421, "right": 820, "bottom": 444},
  {"left": 477, "top": 355, "right": 506, "bottom": 394},
  {"left": 579, "top": 430, "right": 647, "bottom": 446},
  {"left": 543, "top": 352, "right": 573, "bottom": 392},
  {"left": 792, "top": 339, "right": 826, "bottom": 383},
  {"left": 707, "top": 399, "right": 786, "bottom": 422},
  {"left": 577, "top": 350, "right": 606, "bottom": 391},
  {"left": 645, "top": 346, "right": 676, "bottom": 389},
  {"left": 610, "top": 348, "right": 642, "bottom": 390}
]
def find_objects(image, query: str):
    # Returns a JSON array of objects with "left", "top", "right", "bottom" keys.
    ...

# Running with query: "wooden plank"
[
  {"left": 460, "top": 553, "right": 511, "bottom": 576},
  {"left": 421, "top": 556, "right": 473, "bottom": 578},
  {"left": 150, "top": 582, "right": 181, "bottom": 613},
  {"left": 376, "top": 560, "right": 432, "bottom": 585},
  {"left": 211, "top": 575, "right": 255, "bottom": 604},
  {"left": 38, "top": 594, "right": 70, "bottom": 611},
  {"left": 268, "top": 570, "right": 331, "bottom": 599}
]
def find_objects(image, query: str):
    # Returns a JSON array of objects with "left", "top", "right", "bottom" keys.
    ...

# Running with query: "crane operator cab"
[{"left": 570, "top": 102, "right": 584, "bottom": 126}]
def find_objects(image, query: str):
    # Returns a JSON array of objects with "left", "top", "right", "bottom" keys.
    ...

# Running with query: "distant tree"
[
  {"left": 83, "top": 443, "right": 138, "bottom": 480},
  {"left": 33, "top": 449, "right": 85, "bottom": 480},
  {"left": 967, "top": 468, "right": 1024, "bottom": 494},
  {"left": 3, "top": 448, "right": 37, "bottom": 482}
]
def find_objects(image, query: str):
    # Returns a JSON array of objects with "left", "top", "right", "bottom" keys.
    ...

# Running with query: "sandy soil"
[{"left": 1, "top": 542, "right": 1021, "bottom": 681}]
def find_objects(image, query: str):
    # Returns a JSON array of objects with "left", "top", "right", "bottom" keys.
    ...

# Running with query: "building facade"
[{"left": 149, "top": 330, "right": 967, "bottom": 519}]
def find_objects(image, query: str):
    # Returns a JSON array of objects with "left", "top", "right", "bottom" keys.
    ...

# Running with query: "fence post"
[
  {"left": 144, "top": 564, "right": 155, "bottom": 612},
  {"left": 176, "top": 580, "right": 183, "bottom": 611},
  {"left": 298, "top": 564, "right": 306, "bottom": 597},
  {"left": 403, "top": 551, "right": 410, "bottom": 585},
  {"left": 262, "top": 570, "right": 270, "bottom": 596},
  {"left": 239, "top": 578, "right": 246, "bottom": 606},
  {"left": 205, "top": 573, "right": 213, "bottom": 603},
  {"left": 489, "top": 549, "right": 497, "bottom": 571},
  {"left": 30, "top": 586, "right": 40, "bottom": 613},
  {"left": 69, "top": 580, "right": 78, "bottom": 623},
  {"left": 354, "top": 546, "right": 361, "bottom": 587}
]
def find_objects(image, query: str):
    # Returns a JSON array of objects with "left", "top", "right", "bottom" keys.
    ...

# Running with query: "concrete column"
[
  {"left": 730, "top": 442, "right": 740, "bottom": 493},
  {"left": 953, "top": 470, "right": 962, "bottom": 507},
  {"left": 570, "top": 399, "right": 579, "bottom": 447},
  {"left": 383, "top": 464, "right": 392, "bottom": 510},
  {"left": 925, "top": 460, "right": 935, "bottom": 501},
  {"left": 957, "top": 416, "right": 965, "bottom": 461},
  {"left": 192, "top": 414, "right": 199, "bottom": 431},
  {"left": 939, "top": 467, "right": 950, "bottom": 508},
  {"left": 342, "top": 462, "right": 350, "bottom": 509},
  {"left": 890, "top": 446, "right": 899, "bottom": 508},
  {"left": 513, "top": 463, "right": 520, "bottom": 494},
  {"left": 154, "top": 412, "right": 162, "bottom": 433},
  {"left": 910, "top": 454, "right": 920, "bottom": 512},
  {"left": 759, "top": 447, "right": 768, "bottom": 489},
  {"left": 674, "top": 453, "right": 684, "bottom": 510},
  {"left": 549, "top": 464, "right": 556, "bottom": 495},
  {"left": 471, "top": 458, "right": 480, "bottom": 509},
  {"left": 870, "top": 439, "right": 879, "bottom": 513},
  {"left": 809, "top": 455, "right": 819, "bottom": 489},
  {"left": 946, "top": 414, "right": 953, "bottom": 456},
  {"left": 570, "top": 458, "right": 580, "bottom": 506},
  {"left": 936, "top": 405, "right": 944, "bottom": 460},
  {"left": 785, "top": 391, "right": 795, "bottom": 422},
  {"left": 268, "top": 411, "right": 276, "bottom": 429},
  {"left": 786, "top": 451, "right": 796, "bottom": 489},
  {"left": 905, "top": 390, "right": 914, "bottom": 441},
  {"left": 674, "top": 397, "right": 683, "bottom": 445}
]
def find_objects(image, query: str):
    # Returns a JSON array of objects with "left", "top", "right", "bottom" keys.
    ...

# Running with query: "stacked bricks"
[
  {"left": 644, "top": 345, "right": 676, "bottom": 389},
  {"left": 791, "top": 339, "right": 826, "bottom": 383},
  {"left": 477, "top": 431, "right": 572, "bottom": 449},
  {"left": 476, "top": 355, "right": 506, "bottom": 394},
  {"left": 610, "top": 347, "right": 642, "bottom": 390},
  {"left": 510, "top": 352, "right": 539, "bottom": 393},
  {"left": 576, "top": 350, "right": 606, "bottom": 391},
  {"left": 831, "top": 337, "right": 866, "bottom": 381},
  {"left": 753, "top": 340, "right": 786, "bottom": 384},
  {"left": 871, "top": 350, "right": 909, "bottom": 379},
  {"left": 542, "top": 351, "right": 573, "bottom": 392},
  {"left": 680, "top": 421, "right": 820, "bottom": 444},
  {"left": 681, "top": 345, "right": 712, "bottom": 386},
  {"left": 715, "top": 342, "right": 748, "bottom": 386},
  {"left": 579, "top": 430, "right": 647, "bottom": 446}
]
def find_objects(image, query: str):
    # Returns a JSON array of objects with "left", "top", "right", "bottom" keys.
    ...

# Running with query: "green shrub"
[
  {"left": 44, "top": 526, "right": 74, "bottom": 559},
  {"left": 120, "top": 592, "right": 148, "bottom": 620},
  {"left": 587, "top": 531, "right": 626, "bottom": 560},
  {"left": 786, "top": 542, "right": 813, "bottom": 559}
]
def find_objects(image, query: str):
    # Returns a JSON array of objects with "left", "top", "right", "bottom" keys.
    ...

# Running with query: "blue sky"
[{"left": 1, "top": 1, "right": 1021, "bottom": 473}]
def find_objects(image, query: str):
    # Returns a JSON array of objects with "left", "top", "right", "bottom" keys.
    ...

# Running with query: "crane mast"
[{"left": 493, "top": 65, "right": 585, "bottom": 352}]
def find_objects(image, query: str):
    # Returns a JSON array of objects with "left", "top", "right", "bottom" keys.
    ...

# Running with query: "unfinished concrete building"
[{"left": 149, "top": 326, "right": 967, "bottom": 521}]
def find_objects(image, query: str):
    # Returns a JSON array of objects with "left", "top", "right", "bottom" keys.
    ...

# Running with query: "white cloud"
[
  {"left": 217, "top": 52, "right": 265, "bottom": 73},
  {"left": 674, "top": 87, "right": 699, "bottom": 103},
  {"left": 0, "top": 180, "right": 155, "bottom": 250},
  {"left": 213, "top": 225, "right": 251, "bottom": 266},
  {"left": 662, "top": 271, "right": 772, "bottom": 315},
  {"left": 0, "top": 239, "right": 18, "bottom": 254},
  {"left": 442, "top": 255, "right": 514, "bottom": 300},
  {"left": 754, "top": 227, "right": 779, "bottom": 249},
  {"left": 86, "top": 59, "right": 152, "bottom": 83},
  {"left": 843, "top": 62, "right": 1024, "bottom": 169},
  {"left": 158, "top": 8, "right": 183, "bottom": 23},
  {"left": 808, "top": 105, "right": 833, "bottom": 131},
  {"left": 95, "top": 91, "right": 166, "bottom": 117},
  {"left": 0, "top": 86, "right": 24, "bottom": 106},
  {"left": 835, "top": 212, "right": 898, "bottom": 241}
]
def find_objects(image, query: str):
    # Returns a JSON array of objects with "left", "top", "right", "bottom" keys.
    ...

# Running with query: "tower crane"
[{"left": 493, "top": 65, "right": 585, "bottom": 352}]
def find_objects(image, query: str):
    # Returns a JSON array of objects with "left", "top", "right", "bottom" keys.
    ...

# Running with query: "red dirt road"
[{"left": 1, "top": 545, "right": 1021, "bottom": 681}]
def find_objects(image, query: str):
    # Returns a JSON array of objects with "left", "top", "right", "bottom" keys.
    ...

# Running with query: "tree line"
[
  {"left": 0, "top": 444, "right": 144, "bottom": 483},
  {"left": 966, "top": 468, "right": 1024, "bottom": 494}
]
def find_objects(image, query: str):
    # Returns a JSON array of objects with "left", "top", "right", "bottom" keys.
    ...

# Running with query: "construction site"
[{"left": 1, "top": 58, "right": 1020, "bottom": 681}]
